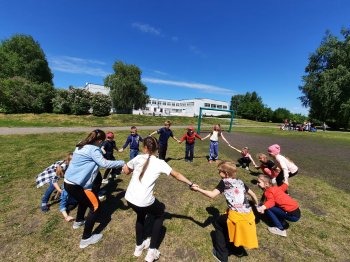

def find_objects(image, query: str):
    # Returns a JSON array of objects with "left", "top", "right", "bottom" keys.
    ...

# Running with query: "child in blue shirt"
[
  {"left": 119, "top": 126, "right": 143, "bottom": 160},
  {"left": 101, "top": 131, "right": 119, "bottom": 184}
]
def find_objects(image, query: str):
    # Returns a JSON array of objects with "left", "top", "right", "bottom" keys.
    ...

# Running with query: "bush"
[
  {"left": 67, "top": 87, "right": 91, "bottom": 115},
  {"left": 91, "top": 93, "right": 111, "bottom": 116},
  {"left": 0, "top": 77, "right": 54, "bottom": 113},
  {"left": 52, "top": 89, "right": 71, "bottom": 114}
]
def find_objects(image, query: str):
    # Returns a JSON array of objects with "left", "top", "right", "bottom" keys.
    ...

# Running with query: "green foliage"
[
  {"left": 104, "top": 61, "right": 149, "bottom": 113},
  {"left": 67, "top": 87, "right": 91, "bottom": 115},
  {"left": 0, "top": 77, "right": 54, "bottom": 113},
  {"left": 91, "top": 93, "right": 112, "bottom": 116},
  {"left": 299, "top": 28, "right": 350, "bottom": 129},
  {"left": 271, "top": 107, "right": 291, "bottom": 123},
  {"left": 52, "top": 89, "right": 71, "bottom": 114},
  {"left": 0, "top": 34, "right": 53, "bottom": 84}
]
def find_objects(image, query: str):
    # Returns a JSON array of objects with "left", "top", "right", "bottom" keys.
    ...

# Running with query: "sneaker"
[
  {"left": 212, "top": 248, "right": 221, "bottom": 262},
  {"left": 101, "top": 179, "right": 109, "bottom": 184},
  {"left": 245, "top": 167, "right": 249, "bottom": 171},
  {"left": 41, "top": 205, "right": 49, "bottom": 212},
  {"left": 73, "top": 220, "right": 85, "bottom": 229},
  {"left": 145, "top": 248, "right": 160, "bottom": 262},
  {"left": 98, "top": 195, "right": 106, "bottom": 201},
  {"left": 268, "top": 226, "right": 287, "bottom": 237},
  {"left": 134, "top": 238, "right": 151, "bottom": 257},
  {"left": 79, "top": 233, "right": 103, "bottom": 249}
]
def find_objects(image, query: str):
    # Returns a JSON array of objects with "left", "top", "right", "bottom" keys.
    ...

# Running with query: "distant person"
[
  {"left": 267, "top": 144, "right": 298, "bottom": 186},
  {"left": 228, "top": 145, "right": 257, "bottom": 171},
  {"left": 257, "top": 174, "right": 301, "bottom": 237},
  {"left": 255, "top": 153, "right": 280, "bottom": 184},
  {"left": 64, "top": 130, "right": 125, "bottom": 249},
  {"left": 123, "top": 136, "right": 194, "bottom": 262},
  {"left": 100, "top": 132, "right": 120, "bottom": 184},
  {"left": 192, "top": 161, "right": 259, "bottom": 261},
  {"left": 322, "top": 122, "right": 327, "bottom": 132},
  {"left": 36, "top": 152, "right": 73, "bottom": 212},
  {"left": 202, "top": 124, "right": 230, "bottom": 163},
  {"left": 149, "top": 120, "right": 180, "bottom": 160},
  {"left": 119, "top": 126, "right": 144, "bottom": 160},
  {"left": 179, "top": 126, "right": 203, "bottom": 162}
]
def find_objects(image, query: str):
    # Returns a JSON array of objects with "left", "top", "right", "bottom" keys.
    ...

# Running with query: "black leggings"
[
  {"left": 127, "top": 199, "right": 165, "bottom": 248},
  {"left": 64, "top": 182, "right": 100, "bottom": 239},
  {"left": 276, "top": 170, "right": 298, "bottom": 186}
]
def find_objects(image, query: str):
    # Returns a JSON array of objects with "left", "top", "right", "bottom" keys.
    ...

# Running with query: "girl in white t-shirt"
[
  {"left": 267, "top": 144, "right": 298, "bottom": 186},
  {"left": 202, "top": 124, "right": 230, "bottom": 163},
  {"left": 123, "top": 136, "right": 194, "bottom": 262}
]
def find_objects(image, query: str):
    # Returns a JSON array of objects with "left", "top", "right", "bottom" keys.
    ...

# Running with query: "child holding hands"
[
  {"left": 179, "top": 126, "right": 202, "bottom": 162},
  {"left": 192, "top": 161, "right": 258, "bottom": 261},
  {"left": 202, "top": 124, "right": 230, "bottom": 163},
  {"left": 119, "top": 126, "right": 143, "bottom": 160},
  {"left": 229, "top": 145, "right": 257, "bottom": 170},
  {"left": 256, "top": 153, "right": 280, "bottom": 184}
]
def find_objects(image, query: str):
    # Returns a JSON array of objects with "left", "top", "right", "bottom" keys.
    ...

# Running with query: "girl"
[
  {"left": 192, "top": 161, "right": 259, "bottom": 262},
  {"left": 229, "top": 145, "right": 257, "bottom": 170},
  {"left": 123, "top": 136, "right": 194, "bottom": 262},
  {"left": 179, "top": 126, "right": 203, "bottom": 162},
  {"left": 101, "top": 131, "right": 119, "bottom": 184},
  {"left": 255, "top": 153, "right": 280, "bottom": 184},
  {"left": 267, "top": 144, "right": 298, "bottom": 186},
  {"left": 36, "top": 152, "right": 73, "bottom": 212},
  {"left": 64, "top": 129, "right": 125, "bottom": 249},
  {"left": 202, "top": 124, "right": 230, "bottom": 163},
  {"left": 257, "top": 174, "right": 301, "bottom": 237}
]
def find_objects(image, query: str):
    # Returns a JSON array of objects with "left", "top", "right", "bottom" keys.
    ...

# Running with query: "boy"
[
  {"left": 101, "top": 132, "right": 119, "bottom": 184},
  {"left": 119, "top": 126, "right": 143, "bottom": 160},
  {"left": 179, "top": 126, "right": 202, "bottom": 162}
]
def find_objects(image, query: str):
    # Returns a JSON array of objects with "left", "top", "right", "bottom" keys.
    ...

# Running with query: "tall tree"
[
  {"left": 0, "top": 34, "right": 53, "bottom": 84},
  {"left": 299, "top": 28, "right": 350, "bottom": 129},
  {"left": 104, "top": 61, "right": 149, "bottom": 113}
]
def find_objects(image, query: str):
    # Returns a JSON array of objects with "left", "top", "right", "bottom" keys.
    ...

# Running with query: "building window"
[
  {"left": 204, "top": 103, "right": 210, "bottom": 107},
  {"left": 211, "top": 104, "right": 216, "bottom": 108},
  {"left": 167, "top": 102, "right": 171, "bottom": 106},
  {"left": 217, "top": 105, "right": 222, "bottom": 109},
  {"left": 172, "top": 103, "right": 175, "bottom": 106},
  {"left": 223, "top": 105, "right": 228, "bottom": 109},
  {"left": 176, "top": 103, "right": 179, "bottom": 106}
]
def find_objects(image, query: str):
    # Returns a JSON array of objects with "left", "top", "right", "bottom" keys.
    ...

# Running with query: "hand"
[
  {"left": 257, "top": 206, "right": 265, "bottom": 214},
  {"left": 191, "top": 184, "right": 200, "bottom": 191},
  {"left": 118, "top": 148, "right": 123, "bottom": 153}
]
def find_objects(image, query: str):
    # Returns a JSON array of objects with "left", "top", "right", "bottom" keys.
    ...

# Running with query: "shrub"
[
  {"left": 67, "top": 87, "right": 91, "bottom": 115},
  {"left": 91, "top": 93, "right": 112, "bottom": 116},
  {"left": 52, "top": 89, "right": 71, "bottom": 114}
]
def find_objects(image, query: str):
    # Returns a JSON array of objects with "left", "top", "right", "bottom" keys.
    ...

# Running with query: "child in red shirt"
[
  {"left": 179, "top": 126, "right": 202, "bottom": 162},
  {"left": 256, "top": 174, "right": 301, "bottom": 237}
]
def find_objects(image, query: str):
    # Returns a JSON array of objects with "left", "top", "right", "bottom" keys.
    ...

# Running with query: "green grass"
[{"left": 0, "top": 130, "right": 349, "bottom": 261}]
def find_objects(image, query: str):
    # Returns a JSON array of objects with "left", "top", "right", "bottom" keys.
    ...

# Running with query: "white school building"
[{"left": 84, "top": 83, "right": 230, "bottom": 117}]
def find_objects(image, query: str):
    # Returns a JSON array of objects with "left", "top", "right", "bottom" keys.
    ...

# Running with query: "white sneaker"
[
  {"left": 79, "top": 233, "right": 103, "bottom": 249},
  {"left": 134, "top": 238, "right": 151, "bottom": 257},
  {"left": 72, "top": 220, "right": 85, "bottom": 229},
  {"left": 101, "top": 179, "right": 109, "bottom": 184},
  {"left": 268, "top": 226, "right": 287, "bottom": 237},
  {"left": 145, "top": 248, "right": 160, "bottom": 262},
  {"left": 245, "top": 167, "right": 249, "bottom": 171},
  {"left": 98, "top": 195, "right": 106, "bottom": 201}
]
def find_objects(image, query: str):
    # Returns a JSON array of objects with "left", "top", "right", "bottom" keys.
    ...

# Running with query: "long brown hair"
[
  {"left": 76, "top": 129, "right": 106, "bottom": 149},
  {"left": 139, "top": 136, "right": 159, "bottom": 182},
  {"left": 211, "top": 124, "right": 222, "bottom": 136}
]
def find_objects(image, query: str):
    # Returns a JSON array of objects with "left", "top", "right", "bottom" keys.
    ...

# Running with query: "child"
[
  {"left": 229, "top": 145, "right": 257, "bottom": 170},
  {"left": 202, "top": 124, "right": 230, "bottom": 163},
  {"left": 36, "top": 152, "right": 73, "bottom": 212},
  {"left": 119, "top": 126, "right": 144, "bottom": 160},
  {"left": 256, "top": 174, "right": 301, "bottom": 237},
  {"left": 255, "top": 153, "right": 280, "bottom": 184},
  {"left": 59, "top": 187, "right": 77, "bottom": 222},
  {"left": 101, "top": 131, "right": 119, "bottom": 184},
  {"left": 122, "top": 136, "right": 194, "bottom": 262},
  {"left": 149, "top": 120, "right": 180, "bottom": 160},
  {"left": 267, "top": 144, "right": 298, "bottom": 186},
  {"left": 64, "top": 129, "right": 125, "bottom": 249},
  {"left": 192, "top": 161, "right": 259, "bottom": 262},
  {"left": 179, "top": 126, "right": 202, "bottom": 162}
]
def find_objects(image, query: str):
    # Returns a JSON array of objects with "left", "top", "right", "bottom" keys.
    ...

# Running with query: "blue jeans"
[
  {"left": 41, "top": 182, "right": 56, "bottom": 207},
  {"left": 130, "top": 149, "right": 139, "bottom": 160},
  {"left": 59, "top": 188, "right": 77, "bottom": 212},
  {"left": 265, "top": 206, "right": 301, "bottom": 230},
  {"left": 185, "top": 143, "right": 195, "bottom": 161},
  {"left": 209, "top": 141, "right": 219, "bottom": 160}
]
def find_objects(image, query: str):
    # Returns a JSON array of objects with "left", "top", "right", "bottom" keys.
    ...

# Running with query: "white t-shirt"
[
  {"left": 125, "top": 154, "right": 172, "bottom": 207},
  {"left": 276, "top": 154, "right": 298, "bottom": 174},
  {"left": 210, "top": 131, "right": 219, "bottom": 141}
]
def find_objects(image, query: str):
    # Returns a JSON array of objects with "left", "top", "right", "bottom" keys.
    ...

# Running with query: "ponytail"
[
  {"left": 76, "top": 129, "right": 106, "bottom": 149},
  {"left": 139, "top": 136, "right": 159, "bottom": 182}
]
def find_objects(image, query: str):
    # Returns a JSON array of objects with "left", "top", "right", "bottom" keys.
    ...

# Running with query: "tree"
[
  {"left": 91, "top": 93, "right": 112, "bottom": 116},
  {"left": 299, "top": 28, "right": 350, "bottom": 129},
  {"left": 0, "top": 77, "right": 54, "bottom": 113},
  {"left": 52, "top": 89, "right": 71, "bottom": 114},
  {"left": 0, "top": 34, "right": 53, "bottom": 84},
  {"left": 104, "top": 61, "right": 149, "bottom": 113},
  {"left": 272, "top": 108, "right": 291, "bottom": 123}
]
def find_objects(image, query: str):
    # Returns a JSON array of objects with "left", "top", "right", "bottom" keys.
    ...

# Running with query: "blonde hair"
[
  {"left": 164, "top": 120, "right": 172, "bottom": 126},
  {"left": 217, "top": 161, "right": 237, "bottom": 178},
  {"left": 257, "top": 153, "right": 267, "bottom": 159},
  {"left": 258, "top": 174, "right": 272, "bottom": 185}
]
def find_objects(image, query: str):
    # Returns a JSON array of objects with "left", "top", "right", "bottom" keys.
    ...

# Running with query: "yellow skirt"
[{"left": 226, "top": 209, "right": 258, "bottom": 249}]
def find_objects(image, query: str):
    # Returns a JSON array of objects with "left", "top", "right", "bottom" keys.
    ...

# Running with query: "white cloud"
[
  {"left": 132, "top": 22, "right": 161, "bottom": 36},
  {"left": 153, "top": 70, "right": 168, "bottom": 76},
  {"left": 48, "top": 55, "right": 109, "bottom": 77},
  {"left": 142, "top": 77, "right": 234, "bottom": 95}
]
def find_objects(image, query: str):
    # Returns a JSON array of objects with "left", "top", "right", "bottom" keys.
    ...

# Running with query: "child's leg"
[
  {"left": 130, "top": 149, "right": 139, "bottom": 160},
  {"left": 147, "top": 199, "right": 165, "bottom": 249},
  {"left": 41, "top": 182, "right": 56, "bottom": 210},
  {"left": 103, "top": 168, "right": 111, "bottom": 179},
  {"left": 213, "top": 214, "right": 229, "bottom": 262},
  {"left": 265, "top": 206, "right": 287, "bottom": 230},
  {"left": 158, "top": 144, "right": 167, "bottom": 160},
  {"left": 209, "top": 141, "right": 215, "bottom": 160},
  {"left": 185, "top": 143, "right": 190, "bottom": 160},
  {"left": 128, "top": 201, "right": 148, "bottom": 246},
  {"left": 189, "top": 143, "right": 194, "bottom": 161}
]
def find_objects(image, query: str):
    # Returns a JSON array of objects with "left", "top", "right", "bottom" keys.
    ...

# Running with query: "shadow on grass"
[{"left": 165, "top": 155, "right": 208, "bottom": 163}]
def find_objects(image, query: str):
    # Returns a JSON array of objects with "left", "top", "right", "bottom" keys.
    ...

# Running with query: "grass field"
[
  {"left": 0, "top": 128, "right": 349, "bottom": 261},
  {"left": 0, "top": 113, "right": 278, "bottom": 128}
]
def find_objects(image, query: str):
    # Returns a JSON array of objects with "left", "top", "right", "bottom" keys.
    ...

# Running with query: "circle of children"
[{"left": 35, "top": 121, "right": 300, "bottom": 262}]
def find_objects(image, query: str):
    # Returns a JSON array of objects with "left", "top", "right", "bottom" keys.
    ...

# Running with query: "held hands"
[
  {"left": 190, "top": 184, "right": 200, "bottom": 191},
  {"left": 256, "top": 205, "right": 265, "bottom": 214},
  {"left": 118, "top": 148, "right": 124, "bottom": 153}
]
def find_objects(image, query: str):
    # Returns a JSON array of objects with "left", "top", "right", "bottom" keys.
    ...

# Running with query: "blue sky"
[{"left": 1, "top": 0, "right": 350, "bottom": 115}]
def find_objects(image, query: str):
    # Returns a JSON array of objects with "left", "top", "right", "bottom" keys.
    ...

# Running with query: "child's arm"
[
  {"left": 228, "top": 145, "right": 241, "bottom": 153},
  {"left": 53, "top": 182, "right": 63, "bottom": 193},
  {"left": 172, "top": 135, "right": 180, "bottom": 143},
  {"left": 170, "top": 170, "right": 194, "bottom": 187},
  {"left": 247, "top": 189, "right": 259, "bottom": 205},
  {"left": 119, "top": 137, "right": 130, "bottom": 152},
  {"left": 122, "top": 164, "right": 133, "bottom": 175},
  {"left": 195, "top": 133, "right": 203, "bottom": 140},
  {"left": 201, "top": 134, "right": 210, "bottom": 140},
  {"left": 248, "top": 154, "right": 258, "bottom": 167},
  {"left": 192, "top": 185, "right": 221, "bottom": 199},
  {"left": 220, "top": 133, "right": 230, "bottom": 145},
  {"left": 149, "top": 130, "right": 157, "bottom": 136},
  {"left": 101, "top": 146, "right": 107, "bottom": 155}
]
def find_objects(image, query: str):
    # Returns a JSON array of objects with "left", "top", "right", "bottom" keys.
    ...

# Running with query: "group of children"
[{"left": 35, "top": 121, "right": 301, "bottom": 262}]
